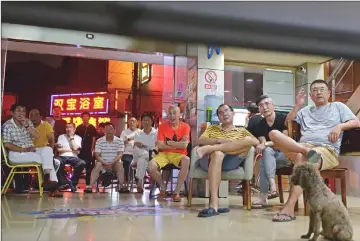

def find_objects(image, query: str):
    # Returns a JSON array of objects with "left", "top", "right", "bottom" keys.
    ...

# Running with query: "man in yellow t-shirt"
[
  {"left": 195, "top": 104, "right": 259, "bottom": 218},
  {"left": 29, "top": 109, "right": 62, "bottom": 197},
  {"left": 30, "top": 109, "right": 55, "bottom": 149}
]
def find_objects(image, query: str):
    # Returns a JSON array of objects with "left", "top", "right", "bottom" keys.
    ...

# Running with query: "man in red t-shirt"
[{"left": 148, "top": 106, "right": 191, "bottom": 202}]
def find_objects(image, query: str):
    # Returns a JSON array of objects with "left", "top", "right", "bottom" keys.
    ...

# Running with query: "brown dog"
[{"left": 291, "top": 163, "right": 353, "bottom": 241}]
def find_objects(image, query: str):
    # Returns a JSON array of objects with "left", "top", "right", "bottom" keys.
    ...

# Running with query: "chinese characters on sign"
[
  {"left": 138, "top": 63, "right": 152, "bottom": 84},
  {"left": 50, "top": 92, "right": 109, "bottom": 116},
  {"left": 62, "top": 116, "right": 111, "bottom": 128}
]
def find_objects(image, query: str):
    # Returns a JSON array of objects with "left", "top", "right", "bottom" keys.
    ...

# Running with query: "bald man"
[{"left": 148, "top": 106, "right": 191, "bottom": 202}]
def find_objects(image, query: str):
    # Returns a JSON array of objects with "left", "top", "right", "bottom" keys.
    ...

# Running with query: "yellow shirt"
[
  {"left": 33, "top": 121, "right": 54, "bottom": 148},
  {"left": 200, "top": 124, "right": 253, "bottom": 156}
]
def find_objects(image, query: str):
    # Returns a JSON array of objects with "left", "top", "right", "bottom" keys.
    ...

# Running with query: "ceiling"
[
  {"left": 223, "top": 47, "right": 332, "bottom": 67},
  {"left": 2, "top": 23, "right": 333, "bottom": 67},
  {"left": 3, "top": 40, "right": 333, "bottom": 69}
]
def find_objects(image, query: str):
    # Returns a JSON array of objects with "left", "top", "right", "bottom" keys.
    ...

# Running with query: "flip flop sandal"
[
  {"left": 307, "top": 150, "right": 322, "bottom": 164},
  {"left": 272, "top": 213, "right": 296, "bottom": 222},
  {"left": 197, "top": 208, "right": 220, "bottom": 218},
  {"left": 251, "top": 203, "right": 270, "bottom": 209},
  {"left": 267, "top": 191, "right": 279, "bottom": 200},
  {"left": 217, "top": 208, "right": 230, "bottom": 213},
  {"left": 119, "top": 188, "right": 130, "bottom": 193}
]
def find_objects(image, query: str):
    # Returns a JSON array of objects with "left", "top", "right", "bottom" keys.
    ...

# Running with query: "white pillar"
[
  {"left": 196, "top": 45, "right": 228, "bottom": 198},
  {"left": 196, "top": 45, "right": 225, "bottom": 130}
]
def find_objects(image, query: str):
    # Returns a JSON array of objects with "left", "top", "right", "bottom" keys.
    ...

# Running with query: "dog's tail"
[{"left": 333, "top": 225, "right": 353, "bottom": 241}]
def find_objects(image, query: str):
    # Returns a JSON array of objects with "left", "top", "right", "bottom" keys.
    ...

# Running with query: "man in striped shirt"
[
  {"left": 195, "top": 104, "right": 259, "bottom": 218},
  {"left": 84, "top": 122, "right": 126, "bottom": 193}
]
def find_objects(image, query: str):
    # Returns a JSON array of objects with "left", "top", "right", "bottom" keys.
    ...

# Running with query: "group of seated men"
[
  {"left": 193, "top": 79, "right": 360, "bottom": 219},
  {"left": 2, "top": 104, "right": 161, "bottom": 196},
  {"left": 2, "top": 79, "right": 360, "bottom": 221}
]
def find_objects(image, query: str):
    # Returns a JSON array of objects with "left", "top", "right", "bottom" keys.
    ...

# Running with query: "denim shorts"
[{"left": 198, "top": 154, "right": 245, "bottom": 172}]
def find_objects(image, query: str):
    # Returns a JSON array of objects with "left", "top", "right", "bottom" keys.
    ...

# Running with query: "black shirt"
[
  {"left": 247, "top": 114, "right": 263, "bottom": 137},
  {"left": 257, "top": 113, "right": 287, "bottom": 141},
  {"left": 75, "top": 124, "right": 98, "bottom": 151},
  {"left": 54, "top": 119, "right": 67, "bottom": 142}
]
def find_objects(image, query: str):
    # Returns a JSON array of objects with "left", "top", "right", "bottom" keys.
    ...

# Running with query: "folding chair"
[{"left": 1, "top": 142, "right": 44, "bottom": 197}]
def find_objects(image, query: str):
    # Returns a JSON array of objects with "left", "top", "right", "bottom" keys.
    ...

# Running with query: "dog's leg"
[
  {"left": 309, "top": 212, "right": 321, "bottom": 241},
  {"left": 301, "top": 210, "right": 314, "bottom": 239}
]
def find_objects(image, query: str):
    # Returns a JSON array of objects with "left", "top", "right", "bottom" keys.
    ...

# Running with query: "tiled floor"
[{"left": 1, "top": 190, "right": 359, "bottom": 241}]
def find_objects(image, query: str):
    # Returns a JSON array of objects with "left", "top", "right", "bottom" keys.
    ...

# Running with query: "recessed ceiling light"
[{"left": 246, "top": 79, "right": 253, "bottom": 82}]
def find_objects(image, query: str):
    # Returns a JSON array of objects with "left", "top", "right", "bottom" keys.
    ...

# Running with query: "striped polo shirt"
[
  {"left": 200, "top": 124, "right": 254, "bottom": 156},
  {"left": 95, "top": 136, "right": 125, "bottom": 163}
]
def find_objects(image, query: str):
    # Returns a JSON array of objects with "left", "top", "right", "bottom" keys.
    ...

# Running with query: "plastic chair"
[{"left": 1, "top": 142, "right": 44, "bottom": 197}]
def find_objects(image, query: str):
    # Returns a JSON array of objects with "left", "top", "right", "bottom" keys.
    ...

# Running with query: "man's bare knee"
[
  {"left": 180, "top": 156, "right": 190, "bottom": 168},
  {"left": 210, "top": 151, "right": 225, "bottom": 163},
  {"left": 115, "top": 162, "right": 123, "bottom": 170},
  {"left": 269, "top": 130, "right": 282, "bottom": 141},
  {"left": 95, "top": 162, "right": 103, "bottom": 170},
  {"left": 148, "top": 160, "right": 159, "bottom": 173}
]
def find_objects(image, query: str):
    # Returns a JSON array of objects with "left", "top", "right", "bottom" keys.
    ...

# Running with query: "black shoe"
[{"left": 84, "top": 188, "right": 93, "bottom": 193}]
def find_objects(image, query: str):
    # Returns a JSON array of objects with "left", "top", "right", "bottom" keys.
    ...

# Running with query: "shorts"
[
  {"left": 152, "top": 152, "right": 185, "bottom": 169},
  {"left": 287, "top": 143, "right": 339, "bottom": 170},
  {"left": 199, "top": 154, "right": 245, "bottom": 172}
]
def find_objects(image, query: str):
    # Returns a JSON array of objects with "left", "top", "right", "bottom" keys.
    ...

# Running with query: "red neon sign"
[
  {"left": 50, "top": 92, "right": 109, "bottom": 116},
  {"left": 62, "top": 116, "right": 111, "bottom": 128}
]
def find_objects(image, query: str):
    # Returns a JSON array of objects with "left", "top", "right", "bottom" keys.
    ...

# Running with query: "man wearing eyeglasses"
[
  {"left": 270, "top": 79, "right": 360, "bottom": 222},
  {"left": 195, "top": 104, "right": 259, "bottom": 218},
  {"left": 251, "top": 95, "right": 292, "bottom": 209}
]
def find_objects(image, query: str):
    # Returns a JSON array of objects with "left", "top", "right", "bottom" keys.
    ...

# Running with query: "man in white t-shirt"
[
  {"left": 133, "top": 113, "right": 158, "bottom": 193},
  {"left": 56, "top": 122, "right": 86, "bottom": 191},
  {"left": 120, "top": 117, "right": 139, "bottom": 186},
  {"left": 84, "top": 122, "right": 126, "bottom": 193}
]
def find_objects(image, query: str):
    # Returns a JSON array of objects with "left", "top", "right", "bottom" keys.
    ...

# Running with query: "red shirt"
[{"left": 157, "top": 121, "right": 190, "bottom": 154}]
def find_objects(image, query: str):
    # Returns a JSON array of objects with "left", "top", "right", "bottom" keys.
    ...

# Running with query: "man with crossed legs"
[
  {"left": 270, "top": 79, "right": 360, "bottom": 222},
  {"left": 195, "top": 104, "right": 259, "bottom": 218}
]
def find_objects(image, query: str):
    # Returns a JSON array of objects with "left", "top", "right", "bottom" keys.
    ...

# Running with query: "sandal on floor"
[
  {"left": 197, "top": 208, "right": 220, "bottom": 218},
  {"left": 218, "top": 208, "right": 230, "bottom": 213},
  {"left": 267, "top": 191, "right": 279, "bottom": 200},
  {"left": 272, "top": 213, "right": 296, "bottom": 222},
  {"left": 251, "top": 202, "right": 270, "bottom": 209}
]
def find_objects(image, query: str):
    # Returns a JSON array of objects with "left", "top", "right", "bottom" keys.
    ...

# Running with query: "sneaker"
[{"left": 172, "top": 193, "right": 181, "bottom": 202}]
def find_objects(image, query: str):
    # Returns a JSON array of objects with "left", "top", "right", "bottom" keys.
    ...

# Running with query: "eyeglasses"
[{"left": 311, "top": 88, "right": 328, "bottom": 93}]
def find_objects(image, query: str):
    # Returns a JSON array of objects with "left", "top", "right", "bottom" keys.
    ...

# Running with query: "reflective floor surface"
[{"left": 2, "top": 191, "right": 359, "bottom": 241}]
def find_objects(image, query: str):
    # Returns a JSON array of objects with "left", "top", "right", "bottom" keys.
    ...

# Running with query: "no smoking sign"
[{"left": 205, "top": 70, "right": 217, "bottom": 84}]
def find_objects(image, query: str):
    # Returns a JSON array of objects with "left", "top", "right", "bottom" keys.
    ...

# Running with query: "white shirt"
[
  {"left": 57, "top": 134, "right": 82, "bottom": 157},
  {"left": 95, "top": 136, "right": 124, "bottom": 163},
  {"left": 120, "top": 128, "right": 139, "bottom": 155},
  {"left": 134, "top": 128, "right": 158, "bottom": 156}
]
